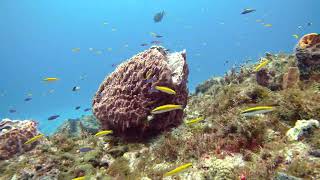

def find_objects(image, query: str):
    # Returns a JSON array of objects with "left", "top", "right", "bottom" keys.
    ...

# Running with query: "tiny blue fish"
[
  {"left": 24, "top": 97, "right": 32, "bottom": 101},
  {"left": 48, "top": 115, "right": 60, "bottom": 120},
  {"left": 143, "top": 76, "right": 157, "bottom": 84},
  {"left": 241, "top": 8, "right": 256, "bottom": 14},
  {"left": 75, "top": 106, "right": 81, "bottom": 110},
  {"left": 9, "top": 109, "right": 16, "bottom": 113},
  {"left": 79, "top": 147, "right": 93, "bottom": 152},
  {"left": 84, "top": 108, "right": 91, "bottom": 112}
]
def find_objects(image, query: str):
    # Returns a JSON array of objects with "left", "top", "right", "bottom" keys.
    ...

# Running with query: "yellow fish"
[
  {"left": 95, "top": 130, "right": 113, "bottom": 137},
  {"left": 72, "top": 176, "right": 86, "bottom": 180},
  {"left": 241, "top": 106, "right": 274, "bottom": 116},
  {"left": 43, "top": 78, "right": 59, "bottom": 82},
  {"left": 256, "top": 19, "right": 263, "bottom": 23},
  {"left": 185, "top": 117, "right": 205, "bottom": 125},
  {"left": 292, "top": 34, "right": 299, "bottom": 39},
  {"left": 150, "top": 32, "right": 157, "bottom": 37},
  {"left": 164, "top": 163, "right": 193, "bottom": 177},
  {"left": 151, "top": 104, "right": 183, "bottom": 114},
  {"left": 72, "top": 48, "right": 80, "bottom": 52},
  {"left": 254, "top": 58, "right": 270, "bottom": 72},
  {"left": 264, "top": 24, "right": 273, "bottom": 27},
  {"left": 155, "top": 86, "right": 176, "bottom": 95},
  {"left": 24, "top": 134, "right": 44, "bottom": 145}
]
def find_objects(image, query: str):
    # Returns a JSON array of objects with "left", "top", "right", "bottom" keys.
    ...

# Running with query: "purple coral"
[{"left": 92, "top": 46, "right": 189, "bottom": 140}]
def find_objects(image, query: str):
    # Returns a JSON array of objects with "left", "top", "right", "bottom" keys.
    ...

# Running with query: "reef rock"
[
  {"left": 93, "top": 46, "right": 189, "bottom": 140},
  {"left": 0, "top": 118, "right": 38, "bottom": 160},
  {"left": 54, "top": 115, "right": 100, "bottom": 137},
  {"left": 295, "top": 33, "right": 320, "bottom": 81},
  {"left": 286, "top": 119, "right": 319, "bottom": 141},
  {"left": 282, "top": 67, "right": 300, "bottom": 89}
]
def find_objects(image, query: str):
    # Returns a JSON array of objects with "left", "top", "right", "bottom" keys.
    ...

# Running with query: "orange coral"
[{"left": 298, "top": 33, "right": 320, "bottom": 49}]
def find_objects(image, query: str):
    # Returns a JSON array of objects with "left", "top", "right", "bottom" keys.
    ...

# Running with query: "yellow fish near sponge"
[
  {"left": 240, "top": 106, "right": 274, "bottom": 117},
  {"left": 72, "top": 176, "right": 86, "bottom": 180},
  {"left": 43, "top": 77, "right": 59, "bottom": 82},
  {"left": 151, "top": 104, "right": 183, "bottom": 114},
  {"left": 185, "top": 117, "right": 205, "bottom": 125},
  {"left": 254, "top": 58, "right": 270, "bottom": 72},
  {"left": 154, "top": 86, "right": 176, "bottom": 95},
  {"left": 95, "top": 130, "right": 113, "bottom": 137},
  {"left": 24, "top": 134, "right": 44, "bottom": 145},
  {"left": 164, "top": 163, "right": 193, "bottom": 177}
]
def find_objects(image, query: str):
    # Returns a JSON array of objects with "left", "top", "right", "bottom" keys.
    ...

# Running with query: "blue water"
[{"left": 1, "top": 0, "right": 319, "bottom": 134}]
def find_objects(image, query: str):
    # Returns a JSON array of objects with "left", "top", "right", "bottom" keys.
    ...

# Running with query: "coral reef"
[
  {"left": 55, "top": 115, "right": 100, "bottom": 137},
  {"left": 93, "top": 46, "right": 189, "bottom": 140},
  {"left": 295, "top": 33, "right": 320, "bottom": 80},
  {"left": 2, "top": 38, "right": 320, "bottom": 179},
  {"left": 286, "top": 119, "right": 319, "bottom": 141},
  {"left": 0, "top": 118, "right": 39, "bottom": 160}
]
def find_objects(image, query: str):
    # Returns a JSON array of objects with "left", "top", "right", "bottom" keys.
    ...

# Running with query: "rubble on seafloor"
[{"left": 1, "top": 35, "right": 320, "bottom": 180}]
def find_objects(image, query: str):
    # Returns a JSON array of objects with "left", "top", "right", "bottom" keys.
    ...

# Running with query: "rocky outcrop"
[
  {"left": 93, "top": 46, "right": 189, "bottom": 140},
  {"left": 54, "top": 115, "right": 100, "bottom": 137},
  {"left": 0, "top": 118, "right": 39, "bottom": 160}
]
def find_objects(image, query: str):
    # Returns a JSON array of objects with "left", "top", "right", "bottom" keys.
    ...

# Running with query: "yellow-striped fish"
[
  {"left": 72, "top": 48, "right": 80, "bottom": 52},
  {"left": 43, "top": 77, "right": 59, "bottom": 82},
  {"left": 185, "top": 117, "right": 205, "bottom": 125},
  {"left": 254, "top": 58, "right": 270, "bottom": 72},
  {"left": 151, "top": 104, "right": 183, "bottom": 114},
  {"left": 155, "top": 86, "right": 176, "bottom": 95},
  {"left": 292, "top": 34, "right": 299, "bottom": 39},
  {"left": 24, "top": 134, "right": 44, "bottom": 145},
  {"left": 72, "top": 176, "right": 86, "bottom": 180},
  {"left": 264, "top": 24, "right": 273, "bottom": 27},
  {"left": 164, "top": 163, "right": 193, "bottom": 177},
  {"left": 94, "top": 130, "right": 113, "bottom": 137},
  {"left": 240, "top": 106, "right": 274, "bottom": 116}
]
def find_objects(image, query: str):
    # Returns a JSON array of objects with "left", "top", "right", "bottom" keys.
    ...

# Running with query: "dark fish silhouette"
[
  {"left": 151, "top": 40, "right": 162, "bottom": 44},
  {"left": 24, "top": 97, "right": 32, "bottom": 101},
  {"left": 241, "top": 8, "right": 256, "bottom": 14},
  {"left": 84, "top": 108, "right": 91, "bottom": 112},
  {"left": 141, "top": 43, "right": 148, "bottom": 46},
  {"left": 155, "top": 35, "right": 163, "bottom": 38},
  {"left": 154, "top": 11, "right": 165, "bottom": 22},
  {"left": 75, "top": 106, "right": 81, "bottom": 110},
  {"left": 48, "top": 115, "right": 60, "bottom": 120},
  {"left": 9, "top": 109, "right": 16, "bottom": 113},
  {"left": 72, "top": 86, "right": 80, "bottom": 92},
  {"left": 143, "top": 76, "right": 157, "bottom": 84},
  {"left": 79, "top": 147, "right": 94, "bottom": 152}
]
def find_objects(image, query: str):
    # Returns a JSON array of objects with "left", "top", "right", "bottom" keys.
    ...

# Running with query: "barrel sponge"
[
  {"left": 92, "top": 46, "right": 189, "bottom": 140},
  {"left": 295, "top": 33, "right": 320, "bottom": 80}
]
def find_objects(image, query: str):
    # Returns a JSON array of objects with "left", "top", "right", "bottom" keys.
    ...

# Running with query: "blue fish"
[
  {"left": 241, "top": 8, "right": 256, "bottom": 14},
  {"left": 75, "top": 106, "right": 81, "bottom": 110},
  {"left": 143, "top": 76, "right": 157, "bottom": 84},
  {"left": 48, "top": 115, "right": 60, "bottom": 120},
  {"left": 79, "top": 147, "right": 93, "bottom": 152},
  {"left": 84, "top": 108, "right": 91, "bottom": 112},
  {"left": 9, "top": 109, "right": 16, "bottom": 113},
  {"left": 24, "top": 97, "right": 32, "bottom": 101}
]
